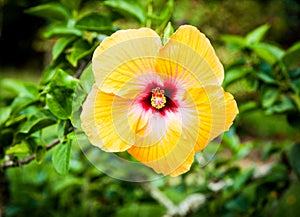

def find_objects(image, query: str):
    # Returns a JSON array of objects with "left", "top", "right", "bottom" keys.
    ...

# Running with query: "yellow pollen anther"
[{"left": 151, "top": 87, "right": 166, "bottom": 109}]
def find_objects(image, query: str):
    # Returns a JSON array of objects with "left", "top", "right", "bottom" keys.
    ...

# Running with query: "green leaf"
[
  {"left": 221, "top": 35, "right": 246, "bottom": 50},
  {"left": 257, "top": 72, "right": 276, "bottom": 84},
  {"left": 40, "top": 67, "right": 57, "bottom": 85},
  {"left": 291, "top": 79, "right": 300, "bottom": 95},
  {"left": 265, "top": 164, "right": 289, "bottom": 183},
  {"left": 25, "top": 3, "right": 70, "bottom": 22},
  {"left": 0, "top": 79, "right": 39, "bottom": 99},
  {"left": 289, "top": 144, "right": 300, "bottom": 180},
  {"left": 79, "top": 64, "right": 94, "bottom": 94},
  {"left": 75, "top": 13, "right": 113, "bottom": 31},
  {"left": 52, "top": 36, "right": 77, "bottom": 60},
  {"left": 46, "top": 69, "right": 79, "bottom": 120},
  {"left": 236, "top": 145, "right": 252, "bottom": 160},
  {"left": 104, "top": 0, "right": 146, "bottom": 24},
  {"left": 66, "top": 39, "right": 95, "bottom": 67},
  {"left": 257, "top": 61, "right": 277, "bottom": 84},
  {"left": 52, "top": 140, "right": 72, "bottom": 175},
  {"left": 5, "top": 115, "right": 26, "bottom": 128},
  {"left": 57, "top": 120, "right": 72, "bottom": 140},
  {"left": 244, "top": 75, "right": 259, "bottom": 92},
  {"left": 225, "top": 196, "right": 249, "bottom": 212},
  {"left": 238, "top": 101, "right": 257, "bottom": 113},
  {"left": 261, "top": 86, "right": 280, "bottom": 108},
  {"left": 233, "top": 168, "right": 254, "bottom": 191},
  {"left": 283, "top": 41, "right": 300, "bottom": 68},
  {"left": 274, "top": 183, "right": 300, "bottom": 217},
  {"left": 246, "top": 24, "right": 270, "bottom": 45},
  {"left": 19, "top": 110, "right": 56, "bottom": 134},
  {"left": 35, "top": 145, "right": 46, "bottom": 164},
  {"left": 265, "top": 95, "right": 295, "bottom": 114},
  {"left": 70, "top": 83, "right": 87, "bottom": 129},
  {"left": 163, "top": 188, "right": 186, "bottom": 205},
  {"left": 0, "top": 106, "right": 11, "bottom": 126},
  {"left": 6, "top": 143, "right": 30, "bottom": 155},
  {"left": 162, "top": 22, "right": 174, "bottom": 45},
  {"left": 60, "top": 0, "right": 81, "bottom": 11},
  {"left": 115, "top": 203, "right": 165, "bottom": 217},
  {"left": 223, "top": 128, "right": 240, "bottom": 151},
  {"left": 224, "top": 68, "right": 250, "bottom": 87},
  {"left": 156, "top": 0, "right": 174, "bottom": 33},
  {"left": 10, "top": 96, "right": 38, "bottom": 115},
  {"left": 251, "top": 42, "right": 284, "bottom": 65},
  {"left": 46, "top": 91, "right": 71, "bottom": 120},
  {"left": 44, "top": 25, "right": 83, "bottom": 38}
]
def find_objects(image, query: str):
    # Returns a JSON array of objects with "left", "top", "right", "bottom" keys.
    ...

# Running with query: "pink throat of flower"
[{"left": 151, "top": 87, "right": 166, "bottom": 109}]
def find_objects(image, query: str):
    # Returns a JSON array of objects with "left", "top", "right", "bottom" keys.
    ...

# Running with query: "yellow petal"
[
  {"left": 224, "top": 91, "right": 239, "bottom": 130},
  {"left": 92, "top": 28, "right": 162, "bottom": 96},
  {"left": 80, "top": 85, "right": 132, "bottom": 152},
  {"left": 183, "top": 86, "right": 238, "bottom": 152},
  {"left": 127, "top": 102, "right": 152, "bottom": 137},
  {"left": 169, "top": 151, "right": 195, "bottom": 177},
  {"left": 161, "top": 25, "right": 224, "bottom": 84},
  {"left": 128, "top": 111, "right": 197, "bottom": 176}
]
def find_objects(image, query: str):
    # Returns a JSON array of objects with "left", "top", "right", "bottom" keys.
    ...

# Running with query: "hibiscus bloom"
[{"left": 80, "top": 25, "right": 238, "bottom": 177}]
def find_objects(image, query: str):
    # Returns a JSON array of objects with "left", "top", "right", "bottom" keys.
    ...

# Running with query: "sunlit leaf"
[
  {"left": 6, "top": 143, "right": 30, "bottom": 155},
  {"left": 246, "top": 24, "right": 270, "bottom": 45},
  {"left": 0, "top": 106, "right": 11, "bottom": 126},
  {"left": 162, "top": 22, "right": 174, "bottom": 45}
]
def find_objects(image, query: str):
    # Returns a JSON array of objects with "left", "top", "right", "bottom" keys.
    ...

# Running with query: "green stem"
[
  {"left": 146, "top": 0, "right": 153, "bottom": 28},
  {"left": 156, "top": 0, "right": 174, "bottom": 35}
]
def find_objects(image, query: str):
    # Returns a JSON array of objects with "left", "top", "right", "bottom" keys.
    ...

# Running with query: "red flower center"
[
  {"left": 151, "top": 87, "right": 166, "bottom": 109},
  {"left": 139, "top": 83, "right": 179, "bottom": 116}
]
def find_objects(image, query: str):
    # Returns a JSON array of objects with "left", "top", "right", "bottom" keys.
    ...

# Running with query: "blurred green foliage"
[{"left": 1, "top": 0, "right": 300, "bottom": 217}]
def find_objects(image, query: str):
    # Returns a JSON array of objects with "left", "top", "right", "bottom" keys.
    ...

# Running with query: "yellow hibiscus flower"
[{"left": 80, "top": 25, "right": 238, "bottom": 177}]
